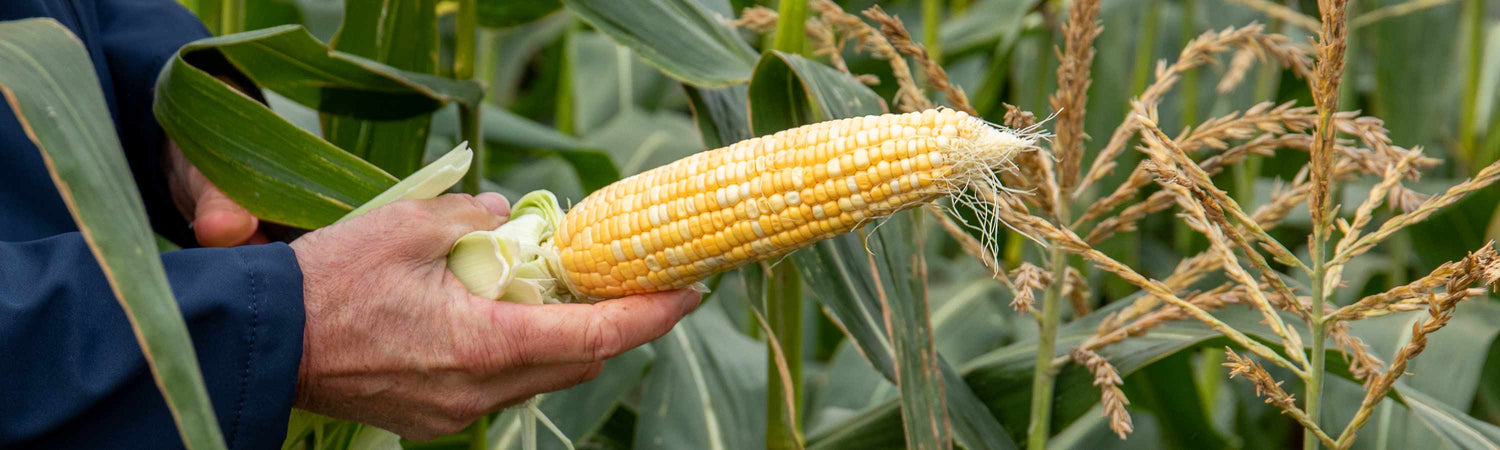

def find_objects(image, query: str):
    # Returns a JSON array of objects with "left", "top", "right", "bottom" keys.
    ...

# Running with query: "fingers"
[
  {"left": 482, "top": 361, "right": 604, "bottom": 407},
  {"left": 474, "top": 192, "right": 510, "bottom": 218},
  {"left": 371, "top": 194, "right": 508, "bottom": 260},
  {"left": 192, "top": 182, "right": 259, "bottom": 247},
  {"left": 482, "top": 289, "right": 700, "bottom": 366}
]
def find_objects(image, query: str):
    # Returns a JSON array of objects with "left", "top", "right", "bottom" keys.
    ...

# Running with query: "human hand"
[
  {"left": 164, "top": 139, "right": 266, "bottom": 247},
  {"left": 288, "top": 193, "right": 700, "bottom": 440}
]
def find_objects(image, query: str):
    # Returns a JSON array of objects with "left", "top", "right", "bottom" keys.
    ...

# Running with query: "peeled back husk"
[{"left": 448, "top": 190, "right": 575, "bottom": 304}]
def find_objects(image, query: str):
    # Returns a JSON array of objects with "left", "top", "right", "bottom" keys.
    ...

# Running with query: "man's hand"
[
  {"left": 165, "top": 140, "right": 265, "bottom": 247},
  {"left": 289, "top": 193, "right": 700, "bottom": 440}
]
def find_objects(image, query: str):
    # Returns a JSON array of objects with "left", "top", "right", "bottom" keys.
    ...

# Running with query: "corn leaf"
[
  {"left": 476, "top": 0, "right": 562, "bottom": 28},
  {"left": 155, "top": 25, "right": 483, "bottom": 229},
  {"left": 634, "top": 308, "right": 768, "bottom": 449},
  {"left": 685, "top": 84, "right": 753, "bottom": 149},
  {"left": 486, "top": 346, "right": 655, "bottom": 450},
  {"left": 321, "top": 0, "right": 442, "bottom": 177},
  {"left": 562, "top": 0, "right": 757, "bottom": 88},
  {"left": 938, "top": 0, "right": 1031, "bottom": 60},
  {"left": 0, "top": 18, "right": 225, "bottom": 450}
]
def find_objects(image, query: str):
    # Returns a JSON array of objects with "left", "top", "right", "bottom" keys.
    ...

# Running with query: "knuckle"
[
  {"left": 490, "top": 308, "right": 539, "bottom": 367},
  {"left": 574, "top": 362, "right": 604, "bottom": 386},
  {"left": 442, "top": 396, "right": 487, "bottom": 423},
  {"left": 584, "top": 313, "right": 624, "bottom": 361}
]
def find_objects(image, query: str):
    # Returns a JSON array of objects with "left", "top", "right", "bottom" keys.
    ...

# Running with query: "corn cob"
[{"left": 551, "top": 108, "right": 1034, "bottom": 299}]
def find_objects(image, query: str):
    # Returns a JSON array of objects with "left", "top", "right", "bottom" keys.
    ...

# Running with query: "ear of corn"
[
  {"left": 553, "top": 108, "right": 1032, "bottom": 299},
  {"left": 446, "top": 108, "right": 1033, "bottom": 303}
]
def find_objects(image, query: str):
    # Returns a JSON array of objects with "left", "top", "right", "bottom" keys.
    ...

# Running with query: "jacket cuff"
[
  {"left": 166, "top": 242, "right": 305, "bottom": 450},
  {"left": 225, "top": 242, "right": 304, "bottom": 450}
]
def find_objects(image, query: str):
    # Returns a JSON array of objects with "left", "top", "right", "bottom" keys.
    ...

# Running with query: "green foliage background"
[{"left": 4, "top": 0, "right": 1498, "bottom": 448}]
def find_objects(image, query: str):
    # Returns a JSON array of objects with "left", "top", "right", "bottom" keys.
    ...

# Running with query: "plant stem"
[
  {"left": 459, "top": 103, "right": 485, "bottom": 194},
  {"left": 469, "top": 414, "right": 490, "bottom": 450},
  {"left": 766, "top": 9, "right": 807, "bottom": 446},
  {"left": 923, "top": 0, "right": 942, "bottom": 65},
  {"left": 1129, "top": 0, "right": 1160, "bottom": 97},
  {"left": 1027, "top": 202, "right": 1070, "bottom": 450},
  {"left": 772, "top": 0, "right": 808, "bottom": 56},
  {"left": 456, "top": 0, "right": 482, "bottom": 194},
  {"left": 1459, "top": 0, "right": 1484, "bottom": 168},
  {"left": 767, "top": 263, "right": 804, "bottom": 449},
  {"left": 1305, "top": 232, "right": 1328, "bottom": 449},
  {"left": 220, "top": 0, "right": 244, "bottom": 35}
]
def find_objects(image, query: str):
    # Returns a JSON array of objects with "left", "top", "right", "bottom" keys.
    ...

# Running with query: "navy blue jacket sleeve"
[
  {"left": 97, "top": 0, "right": 216, "bottom": 247},
  {"left": 0, "top": 1, "right": 307, "bottom": 448},
  {"left": 0, "top": 237, "right": 306, "bottom": 450}
]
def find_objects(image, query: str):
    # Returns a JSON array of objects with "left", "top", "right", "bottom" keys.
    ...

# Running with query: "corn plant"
[{"left": 3, "top": 0, "right": 1499, "bottom": 449}]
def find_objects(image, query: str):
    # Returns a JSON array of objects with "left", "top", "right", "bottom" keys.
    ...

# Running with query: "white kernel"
[
  {"left": 851, "top": 194, "right": 867, "bottom": 209},
  {"left": 746, "top": 201, "right": 761, "bottom": 218},
  {"left": 812, "top": 205, "right": 827, "bottom": 219},
  {"left": 785, "top": 191, "right": 802, "bottom": 206},
  {"left": 890, "top": 179, "right": 904, "bottom": 194},
  {"left": 936, "top": 136, "right": 950, "bottom": 147},
  {"left": 632, "top": 235, "right": 647, "bottom": 258},
  {"left": 686, "top": 197, "right": 699, "bottom": 214},
  {"left": 736, "top": 162, "right": 748, "bottom": 180},
  {"left": 679, "top": 224, "right": 692, "bottom": 240},
  {"left": 826, "top": 159, "right": 842, "bottom": 177},
  {"left": 853, "top": 148, "right": 870, "bottom": 169},
  {"left": 716, "top": 188, "right": 730, "bottom": 207},
  {"left": 645, "top": 255, "right": 662, "bottom": 271},
  {"left": 847, "top": 178, "right": 860, "bottom": 193},
  {"left": 941, "top": 124, "right": 958, "bottom": 138},
  {"left": 901, "top": 159, "right": 913, "bottom": 173},
  {"left": 751, "top": 221, "right": 766, "bottom": 237},
  {"left": 790, "top": 170, "right": 805, "bottom": 188},
  {"left": 611, "top": 241, "right": 626, "bottom": 261},
  {"left": 649, "top": 206, "right": 663, "bottom": 226},
  {"left": 929, "top": 151, "right": 946, "bottom": 167},
  {"left": 769, "top": 194, "right": 786, "bottom": 211},
  {"left": 856, "top": 130, "right": 869, "bottom": 147}
]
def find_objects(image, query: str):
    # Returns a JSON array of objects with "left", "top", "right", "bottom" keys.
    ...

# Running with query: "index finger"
[{"left": 481, "top": 289, "right": 701, "bottom": 365}]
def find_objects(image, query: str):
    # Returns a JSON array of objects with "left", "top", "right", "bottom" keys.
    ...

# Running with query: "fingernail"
[{"left": 679, "top": 291, "right": 702, "bottom": 315}]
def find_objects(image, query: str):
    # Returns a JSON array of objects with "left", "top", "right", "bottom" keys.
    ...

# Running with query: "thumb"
[{"left": 192, "top": 182, "right": 259, "bottom": 247}]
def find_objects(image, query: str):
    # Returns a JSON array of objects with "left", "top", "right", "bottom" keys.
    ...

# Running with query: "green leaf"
[
  {"left": 1402, "top": 387, "right": 1500, "bottom": 449},
  {"left": 0, "top": 18, "right": 226, "bottom": 449},
  {"left": 938, "top": 0, "right": 1030, "bottom": 60},
  {"left": 866, "top": 216, "right": 952, "bottom": 450},
  {"left": 487, "top": 346, "right": 654, "bottom": 449},
  {"left": 477, "top": 0, "right": 562, "bottom": 28},
  {"left": 1368, "top": 0, "right": 1463, "bottom": 151},
  {"left": 685, "top": 84, "right": 753, "bottom": 149},
  {"left": 321, "top": 0, "right": 443, "bottom": 177},
  {"left": 562, "top": 0, "right": 758, "bottom": 88},
  {"left": 156, "top": 25, "right": 486, "bottom": 229},
  {"left": 1122, "top": 352, "right": 1231, "bottom": 449},
  {"left": 202, "top": 26, "right": 480, "bottom": 118},
  {"left": 633, "top": 309, "right": 768, "bottom": 449}
]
